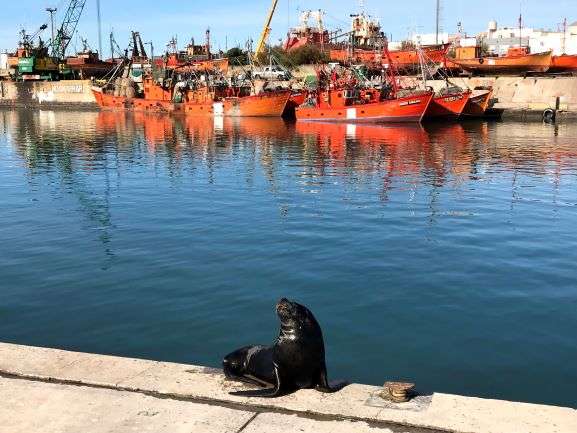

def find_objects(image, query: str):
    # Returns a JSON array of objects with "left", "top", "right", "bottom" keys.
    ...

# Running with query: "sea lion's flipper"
[
  {"left": 227, "top": 374, "right": 272, "bottom": 388},
  {"left": 229, "top": 365, "right": 289, "bottom": 398},
  {"left": 315, "top": 363, "right": 343, "bottom": 393},
  {"left": 229, "top": 386, "right": 286, "bottom": 397}
]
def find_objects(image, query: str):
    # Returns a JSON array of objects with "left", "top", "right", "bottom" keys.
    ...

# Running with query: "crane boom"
[
  {"left": 253, "top": 0, "right": 279, "bottom": 62},
  {"left": 52, "top": 0, "right": 87, "bottom": 58}
]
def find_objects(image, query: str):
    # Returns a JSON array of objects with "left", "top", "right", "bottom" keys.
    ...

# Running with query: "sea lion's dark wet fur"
[{"left": 223, "top": 298, "right": 340, "bottom": 397}]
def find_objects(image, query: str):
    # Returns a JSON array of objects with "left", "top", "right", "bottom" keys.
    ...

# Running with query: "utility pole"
[
  {"left": 46, "top": 7, "right": 57, "bottom": 48},
  {"left": 96, "top": 0, "right": 102, "bottom": 55}
]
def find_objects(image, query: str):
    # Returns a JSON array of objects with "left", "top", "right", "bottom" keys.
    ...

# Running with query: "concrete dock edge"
[{"left": 0, "top": 342, "right": 575, "bottom": 433}]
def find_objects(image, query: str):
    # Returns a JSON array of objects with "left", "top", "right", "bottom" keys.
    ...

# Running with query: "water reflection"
[
  {"left": 4, "top": 109, "right": 576, "bottom": 225},
  {"left": 3, "top": 110, "right": 575, "bottom": 182}
]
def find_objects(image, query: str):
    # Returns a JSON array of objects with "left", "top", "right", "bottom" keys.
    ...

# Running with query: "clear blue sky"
[{"left": 1, "top": 0, "right": 575, "bottom": 56}]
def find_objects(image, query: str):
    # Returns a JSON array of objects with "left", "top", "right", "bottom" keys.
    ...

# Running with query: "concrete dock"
[{"left": 0, "top": 343, "right": 575, "bottom": 432}]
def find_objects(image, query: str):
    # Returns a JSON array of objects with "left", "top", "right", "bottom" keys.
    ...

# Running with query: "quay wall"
[
  {"left": 425, "top": 76, "right": 577, "bottom": 118},
  {"left": 0, "top": 80, "right": 97, "bottom": 108},
  {"left": 0, "top": 342, "right": 575, "bottom": 433}
]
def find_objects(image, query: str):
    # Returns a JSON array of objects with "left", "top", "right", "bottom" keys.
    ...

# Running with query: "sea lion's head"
[{"left": 276, "top": 298, "right": 318, "bottom": 330}]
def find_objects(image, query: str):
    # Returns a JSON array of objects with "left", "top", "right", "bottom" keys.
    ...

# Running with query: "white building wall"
[
  {"left": 0, "top": 53, "right": 8, "bottom": 70},
  {"left": 410, "top": 32, "right": 449, "bottom": 46},
  {"left": 394, "top": 21, "right": 577, "bottom": 55},
  {"left": 484, "top": 21, "right": 577, "bottom": 55}
]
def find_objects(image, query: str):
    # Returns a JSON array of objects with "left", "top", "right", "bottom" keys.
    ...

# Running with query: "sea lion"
[{"left": 223, "top": 298, "right": 339, "bottom": 397}]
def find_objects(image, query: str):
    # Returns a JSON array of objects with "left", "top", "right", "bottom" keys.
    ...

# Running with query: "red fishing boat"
[
  {"left": 296, "top": 89, "right": 433, "bottom": 123},
  {"left": 425, "top": 88, "right": 472, "bottom": 120},
  {"left": 298, "top": 45, "right": 433, "bottom": 123}
]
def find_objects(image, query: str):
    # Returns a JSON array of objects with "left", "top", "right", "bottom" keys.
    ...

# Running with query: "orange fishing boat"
[
  {"left": 461, "top": 89, "right": 493, "bottom": 117},
  {"left": 549, "top": 54, "right": 577, "bottom": 73},
  {"left": 296, "top": 89, "right": 433, "bottom": 123},
  {"left": 92, "top": 78, "right": 290, "bottom": 117},
  {"left": 453, "top": 48, "right": 552, "bottom": 74},
  {"left": 425, "top": 89, "right": 472, "bottom": 120}
]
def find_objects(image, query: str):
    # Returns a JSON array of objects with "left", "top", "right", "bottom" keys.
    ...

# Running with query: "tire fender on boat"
[{"left": 543, "top": 108, "right": 556, "bottom": 123}]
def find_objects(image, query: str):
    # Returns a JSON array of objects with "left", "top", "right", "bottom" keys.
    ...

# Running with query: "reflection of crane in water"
[{"left": 10, "top": 110, "right": 116, "bottom": 267}]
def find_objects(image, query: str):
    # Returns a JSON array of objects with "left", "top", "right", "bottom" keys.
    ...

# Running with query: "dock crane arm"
[
  {"left": 52, "top": 0, "right": 87, "bottom": 58},
  {"left": 253, "top": 0, "right": 279, "bottom": 62}
]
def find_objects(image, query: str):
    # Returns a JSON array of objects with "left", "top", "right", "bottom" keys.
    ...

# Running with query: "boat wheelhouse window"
[{"left": 344, "top": 90, "right": 354, "bottom": 99}]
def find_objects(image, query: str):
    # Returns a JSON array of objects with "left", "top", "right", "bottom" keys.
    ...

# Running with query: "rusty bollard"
[{"left": 381, "top": 382, "right": 415, "bottom": 403}]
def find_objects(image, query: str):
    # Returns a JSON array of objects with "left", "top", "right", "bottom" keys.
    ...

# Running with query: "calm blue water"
[{"left": 1, "top": 109, "right": 576, "bottom": 407}]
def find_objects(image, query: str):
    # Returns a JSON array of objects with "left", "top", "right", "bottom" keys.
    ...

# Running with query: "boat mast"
[
  {"left": 96, "top": 0, "right": 102, "bottom": 55},
  {"left": 562, "top": 17, "right": 567, "bottom": 54},
  {"left": 435, "top": 0, "right": 440, "bottom": 45},
  {"left": 518, "top": 13, "right": 522, "bottom": 48}
]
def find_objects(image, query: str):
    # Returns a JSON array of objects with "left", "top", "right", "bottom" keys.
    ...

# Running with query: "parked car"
[{"left": 253, "top": 65, "right": 291, "bottom": 81}]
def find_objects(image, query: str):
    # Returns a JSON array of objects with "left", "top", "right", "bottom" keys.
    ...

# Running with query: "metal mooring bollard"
[{"left": 381, "top": 382, "right": 416, "bottom": 403}]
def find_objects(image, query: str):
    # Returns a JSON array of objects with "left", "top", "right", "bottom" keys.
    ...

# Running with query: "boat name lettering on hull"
[{"left": 399, "top": 99, "right": 421, "bottom": 107}]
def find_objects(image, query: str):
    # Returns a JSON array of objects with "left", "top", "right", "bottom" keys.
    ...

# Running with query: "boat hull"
[
  {"left": 296, "top": 92, "right": 433, "bottom": 123},
  {"left": 461, "top": 89, "right": 493, "bottom": 117},
  {"left": 223, "top": 90, "right": 291, "bottom": 117},
  {"left": 283, "top": 92, "right": 306, "bottom": 118},
  {"left": 92, "top": 88, "right": 290, "bottom": 117},
  {"left": 425, "top": 90, "right": 472, "bottom": 120},
  {"left": 549, "top": 55, "right": 577, "bottom": 73},
  {"left": 453, "top": 51, "right": 552, "bottom": 74}
]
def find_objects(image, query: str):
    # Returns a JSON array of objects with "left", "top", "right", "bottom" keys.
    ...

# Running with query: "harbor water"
[{"left": 1, "top": 109, "right": 576, "bottom": 407}]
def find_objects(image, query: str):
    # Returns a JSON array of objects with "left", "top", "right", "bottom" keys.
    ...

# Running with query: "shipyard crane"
[
  {"left": 51, "top": 0, "right": 87, "bottom": 58},
  {"left": 253, "top": 0, "right": 279, "bottom": 62}
]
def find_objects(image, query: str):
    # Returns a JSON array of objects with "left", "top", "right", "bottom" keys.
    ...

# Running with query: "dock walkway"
[{"left": 0, "top": 343, "right": 575, "bottom": 432}]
